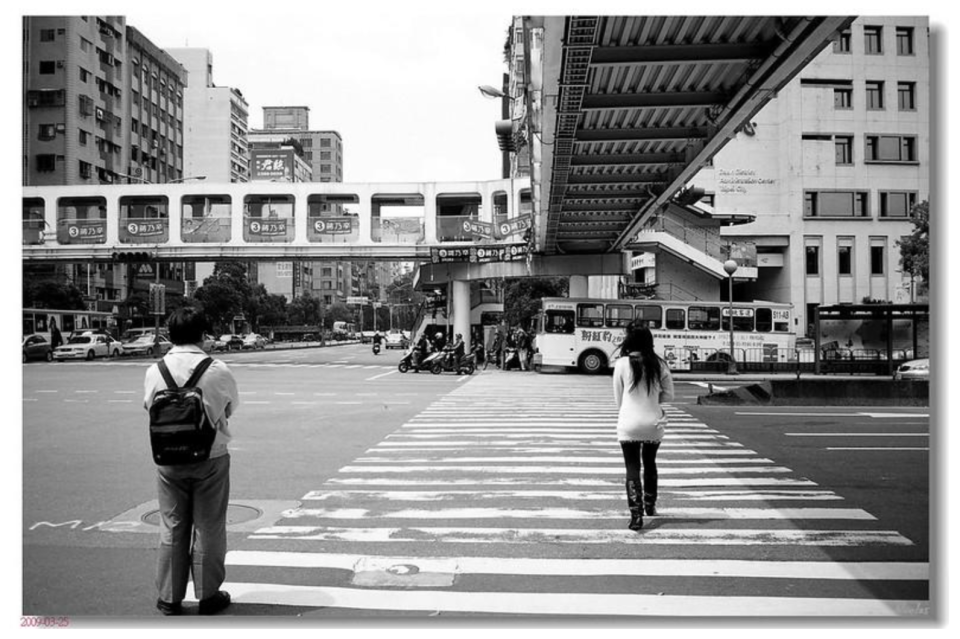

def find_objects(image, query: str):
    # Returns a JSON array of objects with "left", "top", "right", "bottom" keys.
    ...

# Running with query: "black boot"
[
  {"left": 625, "top": 480, "right": 643, "bottom": 531},
  {"left": 643, "top": 493, "right": 657, "bottom": 517}
]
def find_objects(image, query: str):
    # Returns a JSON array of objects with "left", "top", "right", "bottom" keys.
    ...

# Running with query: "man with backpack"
[{"left": 143, "top": 307, "right": 239, "bottom": 616}]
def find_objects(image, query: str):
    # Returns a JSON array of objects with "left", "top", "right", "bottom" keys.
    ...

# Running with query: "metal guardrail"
[{"left": 685, "top": 346, "right": 919, "bottom": 375}]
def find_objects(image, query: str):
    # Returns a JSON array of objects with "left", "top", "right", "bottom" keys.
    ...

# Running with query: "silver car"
[{"left": 893, "top": 358, "right": 929, "bottom": 381}]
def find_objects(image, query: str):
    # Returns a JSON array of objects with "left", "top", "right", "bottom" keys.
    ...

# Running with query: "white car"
[
  {"left": 894, "top": 358, "right": 929, "bottom": 381},
  {"left": 53, "top": 333, "right": 122, "bottom": 361},
  {"left": 122, "top": 334, "right": 173, "bottom": 357},
  {"left": 242, "top": 333, "right": 266, "bottom": 349},
  {"left": 385, "top": 332, "right": 408, "bottom": 349}
]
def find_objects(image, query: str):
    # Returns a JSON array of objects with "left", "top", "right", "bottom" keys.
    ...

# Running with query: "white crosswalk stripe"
[{"left": 211, "top": 373, "right": 929, "bottom": 617}]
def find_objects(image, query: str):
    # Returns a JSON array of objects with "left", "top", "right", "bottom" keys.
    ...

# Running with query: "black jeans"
[{"left": 620, "top": 441, "right": 661, "bottom": 501}]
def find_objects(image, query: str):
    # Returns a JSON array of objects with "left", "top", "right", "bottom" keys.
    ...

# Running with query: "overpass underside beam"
[{"left": 416, "top": 252, "right": 628, "bottom": 286}]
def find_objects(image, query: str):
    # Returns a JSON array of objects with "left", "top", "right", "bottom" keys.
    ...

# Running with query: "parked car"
[
  {"left": 122, "top": 334, "right": 173, "bottom": 357},
  {"left": 385, "top": 331, "right": 408, "bottom": 350},
  {"left": 242, "top": 333, "right": 267, "bottom": 350},
  {"left": 219, "top": 334, "right": 244, "bottom": 350},
  {"left": 53, "top": 333, "right": 122, "bottom": 361},
  {"left": 202, "top": 333, "right": 218, "bottom": 352},
  {"left": 894, "top": 358, "right": 929, "bottom": 381},
  {"left": 22, "top": 334, "right": 53, "bottom": 362}
]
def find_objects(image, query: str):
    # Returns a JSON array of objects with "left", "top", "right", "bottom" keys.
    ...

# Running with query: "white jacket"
[{"left": 612, "top": 354, "right": 674, "bottom": 442}]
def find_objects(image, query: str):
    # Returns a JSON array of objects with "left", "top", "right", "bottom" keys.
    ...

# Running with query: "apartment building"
[
  {"left": 22, "top": 16, "right": 188, "bottom": 313},
  {"left": 693, "top": 17, "right": 929, "bottom": 334}
]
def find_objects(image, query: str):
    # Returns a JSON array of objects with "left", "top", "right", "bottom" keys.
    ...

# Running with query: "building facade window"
[
  {"left": 879, "top": 191, "right": 918, "bottom": 218},
  {"left": 40, "top": 29, "right": 56, "bottom": 42},
  {"left": 834, "top": 87, "right": 852, "bottom": 109},
  {"left": 833, "top": 29, "right": 851, "bottom": 54},
  {"left": 838, "top": 243, "right": 853, "bottom": 275},
  {"left": 39, "top": 60, "right": 56, "bottom": 74},
  {"left": 38, "top": 124, "right": 57, "bottom": 140},
  {"left": 36, "top": 154, "right": 56, "bottom": 172},
  {"left": 79, "top": 67, "right": 90, "bottom": 83},
  {"left": 865, "top": 135, "right": 917, "bottom": 163},
  {"left": 896, "top": 27, "right": 915, "bottom": 55},
  {"left": 78, "top": 129, "right": 89, "bottom": 145},
  {"left": 864, "top": 26, "right": 883, "bottom": 54},
  {"left": 870, "top": 243, "right": 885, "bottom": 275},
  {"left": 804, "top": 191, "right": 869, "bottom": 218},
  {"left": 805, "top": 245, "right": 820, "bottom": 276},
  {"left": 320, "top": 138, "right": 331, "bottom": 148},
  {"left": 835, "top": 136, "right": 853, "bottom": 165},
  {"left": 866, "top": 81, "right": 884, "bottom": 110},
  {"left": 898, "top": 82, "right": 916, "bottom": 111}
]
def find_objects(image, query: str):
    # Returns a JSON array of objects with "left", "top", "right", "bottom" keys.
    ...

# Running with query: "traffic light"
[{"left": 111, "top": 251, "right": 156, "bottom": 262}]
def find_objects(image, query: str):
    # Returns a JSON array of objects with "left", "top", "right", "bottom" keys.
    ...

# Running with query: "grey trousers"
[{"left": 155, "top": 454, "right": 230, "bottom": 603}]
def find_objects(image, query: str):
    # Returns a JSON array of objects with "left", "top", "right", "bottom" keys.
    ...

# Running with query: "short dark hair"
[{"left": 166, "top": 307, "right": 207, "bottom": 345}]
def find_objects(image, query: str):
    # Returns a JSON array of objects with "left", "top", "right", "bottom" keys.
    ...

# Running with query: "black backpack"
[{"left": 148, "top": 357, "right": 216, "bottom": 465}]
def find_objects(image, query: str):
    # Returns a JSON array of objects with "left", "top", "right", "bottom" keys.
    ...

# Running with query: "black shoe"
[
  {"left": 156, "top": 599, "right": 183, "bottom": 616},
  {"left": 628, "top": 509, "right": 643, "bottom": 531},
  {"left": 644, "top": 502, "right": 657, "bottom": 516},
  {"left": 198, "top": 591, "right": 231, "bottom": 615}
]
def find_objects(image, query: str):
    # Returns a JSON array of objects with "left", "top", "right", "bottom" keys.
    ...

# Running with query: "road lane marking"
[
  {"left": 280, "top": 507, "right": 875, "bottom": 521},
  {"left": 366, "top": 370, "right": 397, "bottom": 380},
  {"left": 227, "top": 550, "right": 926, "bottom": 580},
  {"left": 299, "top": 489, "right": 842, "bottom": 502},
  {"left": 785, "top": 433, "right": 928, "bottom": 437},
  {"left": 250, "top": 525, "right": 913, "bottom": 546},
  {"left": 826, "top": 447, "right": 929, "bottom": 451},
  {"left": 189, "top": 581, "right": 927, "bottom": 616},
  {"left": 737, "top": 412, "right": 929, "bottom": 418},
  {"left": 337, "top": 465, "right": 791, "bottom": 475}
]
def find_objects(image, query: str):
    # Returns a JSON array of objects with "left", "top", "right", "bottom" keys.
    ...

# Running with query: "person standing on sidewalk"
[
  {"left": 612, "top": 323, "right": 674, "bottom": 531},
  {"left": 143, "top": 307, "right": 240, "bottom": 616}
]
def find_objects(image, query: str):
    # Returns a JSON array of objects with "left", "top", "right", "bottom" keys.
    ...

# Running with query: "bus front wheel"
[{"left": 578, "top": 350, "right": 607, "bottom": 375}]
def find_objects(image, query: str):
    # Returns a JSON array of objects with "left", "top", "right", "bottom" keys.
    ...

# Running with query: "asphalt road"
[{"left": 21, "top": 344, "right": 931, "bottom": 623}]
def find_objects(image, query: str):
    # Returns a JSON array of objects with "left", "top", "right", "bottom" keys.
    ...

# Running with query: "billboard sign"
[{"left": 251, "top": 149, "right": 294, "bottom": 181}]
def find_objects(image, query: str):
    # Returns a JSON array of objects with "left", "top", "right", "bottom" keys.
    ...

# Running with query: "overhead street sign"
[
  {"left": 346, "top": 296, "right": 369, "bottom": 305},
  {"left": 430, "top": 243, "right": 529, "bottom": 265}
]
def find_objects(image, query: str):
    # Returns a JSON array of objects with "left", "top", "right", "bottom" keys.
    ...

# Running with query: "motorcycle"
[
  {"left": 372, "top": 342, "right": 381, "bottom": 355},
  {"left": 431, "top": 347, "right": 476, "bottom": 375},
  {"left": 397, "top": 346, "right": 441, "bottom": 373}
]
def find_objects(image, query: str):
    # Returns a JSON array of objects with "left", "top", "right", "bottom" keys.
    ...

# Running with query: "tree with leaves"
[
  {"left": 896, "top": 200, "right": 929, "bottom": 296},
  {"left": 193, "top": 262, "right": 254, "bottom": 333},
  {"left": 503, "top": 277, "right": 569, "bottom": 329},
  {"left": 288, "top": 292, "right": 322, "bottom": 327},
  {"left": 23, "top": 279, "right": 87, "bottom": 310}
]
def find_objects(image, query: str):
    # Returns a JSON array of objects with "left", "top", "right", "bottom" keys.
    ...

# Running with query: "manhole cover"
[{"left": 142, "top": 503, "right": 262, "bottom": 526}]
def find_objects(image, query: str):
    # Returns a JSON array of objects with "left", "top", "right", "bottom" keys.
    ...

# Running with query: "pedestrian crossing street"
[{"left": 205, "top": 373, "right": 929, "bottom": 617}]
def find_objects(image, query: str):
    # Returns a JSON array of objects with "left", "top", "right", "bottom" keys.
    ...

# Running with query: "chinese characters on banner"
[{"left": 430, "top": 243, "right": 529, "bottom": 264}]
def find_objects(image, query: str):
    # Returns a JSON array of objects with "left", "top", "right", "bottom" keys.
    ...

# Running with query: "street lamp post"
[{"left": 723, "top": 259, "right": 739, "bottom": 375}]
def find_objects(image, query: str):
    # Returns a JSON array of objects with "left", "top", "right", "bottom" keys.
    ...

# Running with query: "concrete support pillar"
[
  {"left": 569, "top": 275, "right": 588, "bottom": 298},
  {"left": 451, "top": 279, "right": 471, "bottom": 351}
]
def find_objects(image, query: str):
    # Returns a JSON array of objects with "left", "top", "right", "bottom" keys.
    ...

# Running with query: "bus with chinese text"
[{"left": 532, "top": 297, "right": 795, "bottom": 374}]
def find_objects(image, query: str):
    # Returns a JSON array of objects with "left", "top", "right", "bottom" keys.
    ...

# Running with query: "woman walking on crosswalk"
[{"left": 612, "top": 323, "right": 675, "bottom": 531}]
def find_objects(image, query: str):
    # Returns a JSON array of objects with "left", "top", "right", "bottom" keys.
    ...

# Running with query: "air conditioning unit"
[{"left": 56, "top": 60, "right": 64, "bottom": 69}]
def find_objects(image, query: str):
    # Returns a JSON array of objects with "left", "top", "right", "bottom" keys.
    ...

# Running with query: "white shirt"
[
  {"left": 612, "top": 354, "right": 674, "bottom": 442},
  {"left": 144, "top": 344, "right": 240, "bottom": 459}
]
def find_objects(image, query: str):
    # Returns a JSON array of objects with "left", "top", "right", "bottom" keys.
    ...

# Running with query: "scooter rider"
[
  {"left": 412, "top": 334, "right": 430, "bottom": 368},
  {"left": 372, "top": 330, "right": 383, "bottom": 354}
]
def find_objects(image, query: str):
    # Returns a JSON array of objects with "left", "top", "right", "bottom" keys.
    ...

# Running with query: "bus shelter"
[{"left": 814, "top": 304, "right": 929, "bottom": 375}]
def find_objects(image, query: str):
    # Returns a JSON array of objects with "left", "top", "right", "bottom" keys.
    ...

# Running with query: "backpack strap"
[
  {"left": 157, "top": 359, "right": 179, "bottom": 390},
  {"left": 157, "top": 357, "right": 213, "bottom": 390},
  {"left": 184, "top": 357, "right": 214, "bottom": 388}
]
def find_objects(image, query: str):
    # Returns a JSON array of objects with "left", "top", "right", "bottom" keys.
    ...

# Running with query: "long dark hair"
[{"left": 620, "top": 323, "right": 664, "bottom": 394}]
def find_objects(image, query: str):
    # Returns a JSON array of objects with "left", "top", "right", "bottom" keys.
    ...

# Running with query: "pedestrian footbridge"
[{"left": 22, "top": 179, "right": 533, "bottom": 263}]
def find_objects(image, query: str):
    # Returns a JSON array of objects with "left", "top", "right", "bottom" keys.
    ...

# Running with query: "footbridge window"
[
  {"left": 181, "top": 195, "right": 232, "bottom": 243},
  {"left": 23, "top": 197, "right": 46, "bottom": 245},
  {"left": 372, "top": 193, "right": 424, "bottom": 244},
  {"left": 244, "top": 194, "right": 294, "bottom": 242},
  {"left": 437, "top": 192, "right": 482, "bottom": 242},
  {"left": 57, "top": 196, "right": 106, "bottom": 244},
  {"left": 308, "top": 194, "right": 359, "bottom": 243},
  {"left": 119, "top": 196, "right": 168, "bottom": 244}
]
